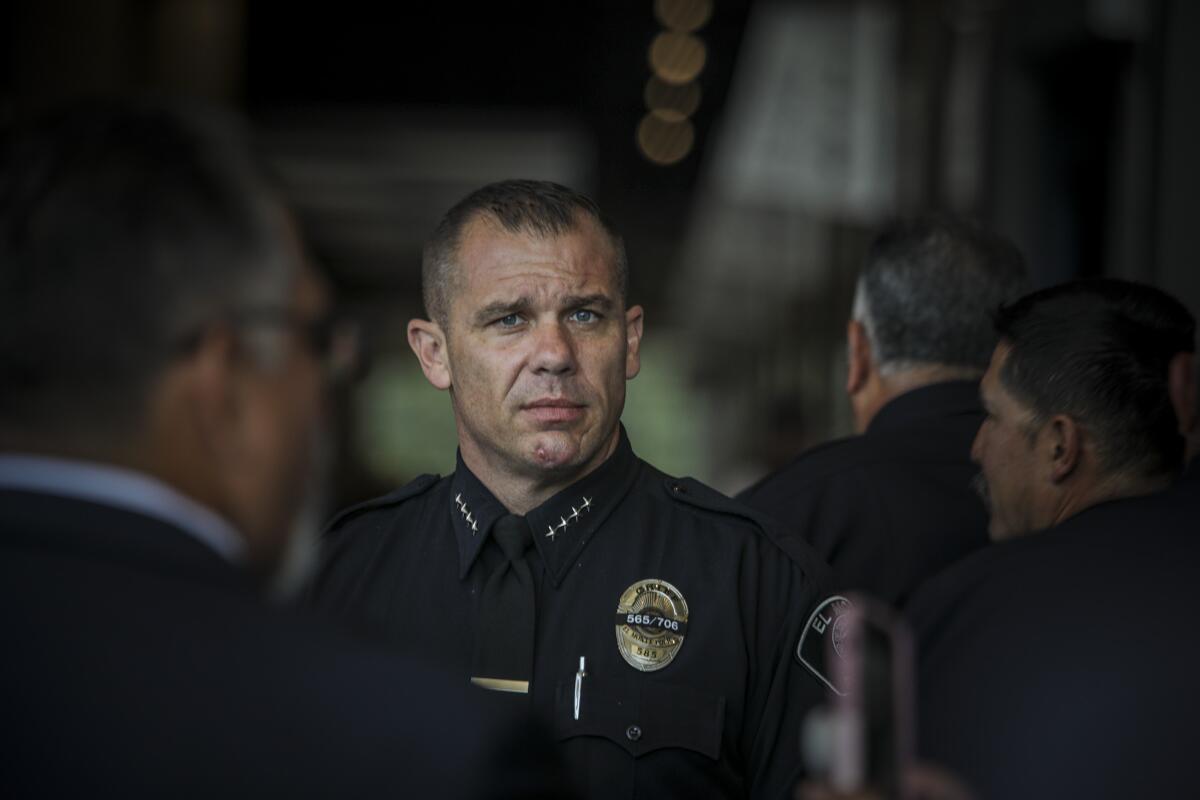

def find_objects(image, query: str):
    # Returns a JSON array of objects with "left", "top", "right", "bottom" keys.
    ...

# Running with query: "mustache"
[
  {"left": 515, "top": 384, "right": 590, "bottom": 407},
  {"left": 970, "top": 472, "right": 991, "bottom": 512}
]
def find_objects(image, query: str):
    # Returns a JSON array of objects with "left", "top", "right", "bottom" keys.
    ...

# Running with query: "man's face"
[
  {"left": 972, "top": 342, "right": 1048, "bottom": 540},
  {"left": 436, "top": 215, "right": 643, "bottom": 484},
  {"left": 226, "top": 261, "right": 333, "bottom": 585}
]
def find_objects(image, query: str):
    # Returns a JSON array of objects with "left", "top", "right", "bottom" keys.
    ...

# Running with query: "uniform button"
[
  {"left": 625, "top": 725, "right": 642, "bottom": 742},
  {"left": 671, "top": 482, "right": 687, "bottom": 494}
]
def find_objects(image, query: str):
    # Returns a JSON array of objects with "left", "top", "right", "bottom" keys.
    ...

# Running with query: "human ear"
[
  {"left": 180, "top": 326, "right": 243, "bottom": 460},
  {"left": 158, "top": 324, "right": 256, "bottom": 527},
  {"left": 1046, "top": 414, "right": 1082, "bottom": 483},
  {"left": 407, "top": 318, "right": 452, "bottom": 390},
  {"left": 624, "top": 305, "right": 645, "bottom": 380},
  {"left": 846, "top": 320, "right": 873, "bottom": 396},
  {"left": 1168, "top": 352, "right": 1197, "bottom": 437}
]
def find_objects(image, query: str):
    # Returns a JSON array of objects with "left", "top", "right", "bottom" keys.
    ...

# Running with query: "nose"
[
  {"left": 970, "top": 423, "right": 986, "bottom": 464},
  {"left": 530, "top": 320, "right": 576, "bottom": 376}
]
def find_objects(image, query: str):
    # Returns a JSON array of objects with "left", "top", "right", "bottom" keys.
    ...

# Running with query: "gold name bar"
[{"left": 470, "top": 677, "right": 531, "bottom": 694}]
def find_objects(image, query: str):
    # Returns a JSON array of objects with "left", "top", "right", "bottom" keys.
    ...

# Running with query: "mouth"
[{"left": 521, "top": 398, "right": 587, "bottom": 424}]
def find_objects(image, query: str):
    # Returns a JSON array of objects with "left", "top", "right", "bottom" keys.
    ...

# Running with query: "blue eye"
[
  {"left": 569, "top": 309, "right": 597, "bottom": 323},
  {"left": 498, "top": 314, "right": 522, "bottom": 327}
]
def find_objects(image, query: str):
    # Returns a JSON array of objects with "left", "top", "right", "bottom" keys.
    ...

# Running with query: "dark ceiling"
[{"left": 241, "top": 0, "right": 755, "bottom": 307}]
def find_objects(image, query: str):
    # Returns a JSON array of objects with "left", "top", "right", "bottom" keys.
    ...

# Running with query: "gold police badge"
[{"left": 615, "top": 579, "right": 689, "bottom": 671}]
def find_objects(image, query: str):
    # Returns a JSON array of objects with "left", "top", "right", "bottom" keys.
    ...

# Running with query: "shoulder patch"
[
  {"left": 796, "top": 594, "right": 854, "bottom": 695},
  {"left": 323, "top": 474, "right": 440, "bottom": 536}
]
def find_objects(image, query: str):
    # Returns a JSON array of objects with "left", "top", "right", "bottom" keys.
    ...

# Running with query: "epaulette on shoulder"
[
  {"left": 663, "top": 476, "right": 833, "bottom": 583},
  {"left": 324, "top": 474, "right": 440, "bottom": 535},
  {"left": 661, "top": 476, "right": 786, "bottom": 533},
  {"left": 739, "top": 435, "right": 860, "bottom": 497}
]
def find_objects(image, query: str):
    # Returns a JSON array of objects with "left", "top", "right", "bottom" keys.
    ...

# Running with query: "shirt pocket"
[{"left": 553, "top": 678, "right": 725, "bottom": 760}]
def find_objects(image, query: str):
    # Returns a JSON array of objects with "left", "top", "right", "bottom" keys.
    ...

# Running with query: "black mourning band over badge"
[{"left": 615, "top": 579, "right": 688, "bottom": 671}]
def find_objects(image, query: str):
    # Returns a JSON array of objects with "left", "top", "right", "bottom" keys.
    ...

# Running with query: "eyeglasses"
[
  {"left": 177, "top": 308, "right": 366, "bottom": 383},
  {"left": 232, "top": 309, "right": 365, "bottom": 383}
]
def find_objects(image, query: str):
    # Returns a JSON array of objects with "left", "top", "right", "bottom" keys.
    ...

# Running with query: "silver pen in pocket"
[{"left": 574, "top": 656, "right": 586, "bottom": 720}]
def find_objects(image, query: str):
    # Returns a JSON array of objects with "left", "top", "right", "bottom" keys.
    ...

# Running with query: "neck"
[
  {"left": 881, "top": 363, "right": 980, "bottom": 391},
  {"left": 0, "top": 426, "right": 236, "bottom": 529},
  {"left": 1051, "top": 469, "right": 1174, "bottom": 527},
  {"left": 853, "top": 364, "right": 980, "bottom": 432},
  {"left": 459, "top": 430, "right": 621, "bottom": 515},
  {"left": 0, "top": 428, "right": 149, "bottom": 473}
]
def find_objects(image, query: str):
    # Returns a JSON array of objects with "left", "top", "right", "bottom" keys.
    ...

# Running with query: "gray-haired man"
[{"left": 739, "top": 216, "right": 1029, "bottom": 604}]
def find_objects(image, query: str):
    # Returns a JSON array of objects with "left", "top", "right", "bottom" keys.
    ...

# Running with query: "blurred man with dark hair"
[
  {"left": 740, "top": 216, "right": 1029, "bottom": 603},
  {"left": 908, "top": 279, "right": 1198, "bottom": 799},
  {"left": 309, "top": 178, "right": 835, "bottom": 800},
  {"left": 0, "top": 102, "right": 562, "bottom": 798}
]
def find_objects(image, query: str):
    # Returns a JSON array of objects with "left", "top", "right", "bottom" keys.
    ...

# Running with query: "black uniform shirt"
[
  {"left": 310, "top": 430, "right": 834, "bottom": 800},
  {"left": 738, "top": 381, "right": 988, "bottom": 604},
  {"left": 907, "top": 468, "right": 1200, "bottom": 799}
]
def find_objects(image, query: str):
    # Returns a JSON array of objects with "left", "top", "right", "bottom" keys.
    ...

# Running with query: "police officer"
[
  {"left": 907, "top": 279, "right": 1197, "bottom": 798},
  {"left": 739, "top": 217, "right": 1029, "bottom": 604},
  {"left": 309, "top": 180, "right": 835, "bottom": 800}
]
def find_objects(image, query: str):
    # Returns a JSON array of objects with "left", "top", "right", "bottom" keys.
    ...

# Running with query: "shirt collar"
[
  {"left": 450, "top": 426, "right": 640, "bottom": 585},
  {"left": 867, "top": 379, "right": 982, "bottom": 435},
  {"left": 0, "top": 453, "right": 246, "bottom": 564}
]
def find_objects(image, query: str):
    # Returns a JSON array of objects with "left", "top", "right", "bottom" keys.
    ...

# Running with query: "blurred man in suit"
[
  {"left": 740, "top": 217, "right": 1028, "bottom": 603},
  {"left": 0, "top": 101, "right": 563, "bottom": 798}
]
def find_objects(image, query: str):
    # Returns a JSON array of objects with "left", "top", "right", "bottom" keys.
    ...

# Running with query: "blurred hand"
[
  {"left": 797, "top": 764, "right": 975, "bottom": 800},
  {"left": 796, "top": 782, "right": 880, "bottom": 800},
  {"left": 902, "top": 764, "right": 974, "bottom": 800}
]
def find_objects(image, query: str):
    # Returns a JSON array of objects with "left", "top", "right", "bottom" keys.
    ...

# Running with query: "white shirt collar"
[{"left": 0, "top": 453, "right": 246, "bottom": 564}]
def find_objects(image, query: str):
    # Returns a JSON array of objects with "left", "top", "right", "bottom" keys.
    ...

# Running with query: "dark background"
[{"left": 4, "top": 0, "right": 1197, "bottom": 501}]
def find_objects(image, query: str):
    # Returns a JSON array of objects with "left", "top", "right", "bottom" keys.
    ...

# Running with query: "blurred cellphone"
[{"left": 826, "top": 593, "right": 915, "bottom": 798}]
